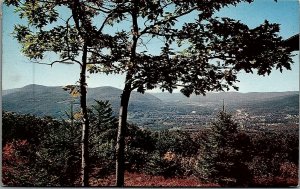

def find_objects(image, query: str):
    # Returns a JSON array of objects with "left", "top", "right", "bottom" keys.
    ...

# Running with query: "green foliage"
[
  {"left": 125, "top": 124, "right": 156, "bottom": 171},
  {"left": 5, "top": 1, "right": 295, "bottom": 186},
  {"left": 2, "top": 109, "right": 298, "bottom": 186},
  {"left": 5, "top": 0, "right": 294, "bottom": 95},
  {"left": 2, "top": 100, "right": 119, "bottom": 186},
  {"left": 87, "top": 100, "right": 117, "bottom": 177},
  {"left": 144, "top": 151, "right": 184, "bottom": 178},
  {"left": 196, "top": 112, "right": 252, "bottom": 186},
  {"left": 87, "top": 100, "right": 157, "bottom": 175},
  {"left": 36, "top": 119, "right": 81, "bottom": 186},
  {"left": 3, "top": 140, "right": 52, "bottom": 186},
  {"left": 2, "top": 112, "right": 46, "bottom": 145},
  {"left": 152, "top": 130, "right": 198, "bottom": 156},
  {"left": 248, "top": 131, "right": 299, "bottom": 178},
  {"left": 2, "top": 112, "right": 81, "bottom": 186},
  {"left": 143, "top": 130, "right": 199, "bottom": 177}
]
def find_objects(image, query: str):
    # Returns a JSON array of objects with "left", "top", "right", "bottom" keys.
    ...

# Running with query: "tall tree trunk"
[
  {"left": 80, "top": 43, "right": 89, "bottom": 186},
  {"left": 116, "top": 2, "right": 138, "bottom": 186},
  {"left": 116, "top": 84, "right": 131, "bottom": 187}
]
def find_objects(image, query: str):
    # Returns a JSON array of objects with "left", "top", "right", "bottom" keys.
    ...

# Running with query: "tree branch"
[
  {"left": 30, "top": 58, "right": 82, "bottom": 67},
  {"left": 140, "top": 7, "right": 198, "bottom": 36},
  {"left": 82, "top": 2, "right": 112, "bottom": 14}
]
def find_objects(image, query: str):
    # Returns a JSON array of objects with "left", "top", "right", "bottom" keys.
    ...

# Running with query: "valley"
[{"left": 2, "top": 84, "right": 299, "bottom": 131}]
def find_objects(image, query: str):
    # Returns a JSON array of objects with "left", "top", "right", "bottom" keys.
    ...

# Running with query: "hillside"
[
  {"left": 2, "top": 84, "right": 298, "bottom": 129},
  {"left": 152, "top": 91, "right": 299, "bottom": 114},
  {"left": 2, "top": 84, "right": 162, "bottom": 118},
  {"left": 3, "top": 85, "right": 70, "bottom": 117},
  {"left": 87, "top": 86, "right": 162, "bottom": 113},
  {"left": 152, "top": 91, "right": 298, "bottom": 104}
]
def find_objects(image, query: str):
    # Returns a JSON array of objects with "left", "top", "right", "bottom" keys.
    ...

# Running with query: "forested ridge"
[{"left": 3, "top": 85, "right": 298, "bottom": 129}]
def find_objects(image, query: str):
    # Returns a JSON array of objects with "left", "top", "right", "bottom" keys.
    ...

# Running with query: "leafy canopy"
[{"left": 5, "top": 0, "right": 294, "bottom": 96}]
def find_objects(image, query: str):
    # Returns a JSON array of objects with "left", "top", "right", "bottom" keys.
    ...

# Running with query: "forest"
[{"left": 2, "top": 100, "right": 298, "bottom": 187}]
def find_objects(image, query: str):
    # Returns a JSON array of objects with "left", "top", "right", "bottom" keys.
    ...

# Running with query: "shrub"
[
  {"left": 2, "top": 111, "right": 81, "bottom": 186},
  {"left": 248, "top": 131, "right": 299, "bottom": 181},
  {"left": 143, "top": 130, "right": 199, "bottom": 178},
  {"left": 2, "top": 139, "right": 60, "bottom": 186},
  {"left": 279, "top": 162, "right": 298, "bottom": 179},
  {"left": 143, "top": 151, "right": 184, "bottom": 178},
  {"left": 152, "top": 130, "right": 198, "bottom": 157}
]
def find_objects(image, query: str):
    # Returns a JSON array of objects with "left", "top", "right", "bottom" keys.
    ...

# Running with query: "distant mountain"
[
  {"left": 86, "top": 86, "right": 163, "bottom": 114},
  {"left": 239, "top": 93, "right": 299, "bottom": 115},
  {"left": 2, "top": 85, "right": 299, "bottom": 127},
  {"left": 2, "top": 88, "right": 23, "bottom": 96},
  {"left": 2, "top": 84, "right": 162, "bottom": 118},
  {"left": 152, "top": 91, "right": 298, "bottom": 104},
  {"left": 152, "top": 91, "right": 299, "bottom": 114}
]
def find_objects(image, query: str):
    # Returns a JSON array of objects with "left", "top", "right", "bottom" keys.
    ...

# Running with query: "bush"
[
  {"left": 2, "top": 112, "right": 48, "bottom": 146},
  {"left": 248, "top": 131, "right": 299, "bottom": 181},
  {"left": 143, "top": 130, "right": 199, "bottom": 178},
  {"left": 2, "top": 111, "right": 82, "bottom": 186},
  {"left": 144, "top": 151, "right": 184, "bottom": 178},
  {"left": 279, "top": 162, "right": 298, "bottom": 179},
  {"left": 152, "top": 130, "right": 198, "bottom": 157},
  {"left": 3, "top": 140, "right": 35, "bottom": 186}
]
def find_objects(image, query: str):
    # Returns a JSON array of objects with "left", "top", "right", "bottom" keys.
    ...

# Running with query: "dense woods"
[{"left": 2, "top": 100, "right": 298, "bottom": 187}]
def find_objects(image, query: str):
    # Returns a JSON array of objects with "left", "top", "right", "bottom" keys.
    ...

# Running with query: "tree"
[
  {"left": 4, "top": 0, "right": 116, "bottom": 186},
  {"left": 197, "top": 111, "right": 252, "bottom": 186},
  {"left": 88, "top": 100, "right": 117, "bottom": 177},
  {"left": 2, "top": 111, "right": 46, "bottom": 146},
  {"left": 87, "top": 1, "right": 292, "bottom": 186},
  {"left": 5, "top": 0, "right": 294, "bottom": 186},
  {"left": 2, "top": 101, "right": 118, "bottom": 186},
  {"left": 88, "top": 100, "right": 157, "bottom": 176}
]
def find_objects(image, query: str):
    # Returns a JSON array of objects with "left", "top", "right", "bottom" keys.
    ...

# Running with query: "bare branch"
[
  {"left": 143, "top": 30, "right": 178, "bottom": 37},
  {"left": 29, "top": 58, "right": 82, "bottom": 67},
  {"left": 82, "top": 2, "right": 112, "bottom": 14},
  {"left": 65, "top": 16, "right": 73, "bottom": 60},
  {"left": 98, "top": 13, "right": 113, "bottom": 33}
]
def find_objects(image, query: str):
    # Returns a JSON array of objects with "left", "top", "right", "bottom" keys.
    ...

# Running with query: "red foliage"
[
  {"left": 90, "top": 172, "right": 219, "bottom": 187},
  {"left": 252, "top": 162, "right": 298, "bottom": 187},
  {"left": 279, "top": 162, "right": 298, "bottom": 178},
  {"left": 252, "top": 176, "right": 299, "bottom": 187},
  {"left": 2, "top": 140, "right": 31, "bottom": 185},
  {"left": 3, "top": 140, "right": 29, "bottom": 162}
]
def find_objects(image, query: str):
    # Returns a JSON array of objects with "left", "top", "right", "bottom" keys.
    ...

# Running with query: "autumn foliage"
[{"left": 2, "top": 109, "right": 298, "bottom": 187}]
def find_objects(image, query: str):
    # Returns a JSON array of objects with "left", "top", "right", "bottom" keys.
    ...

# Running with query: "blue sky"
[{"left": 2, "top": 0, "right": 299, "bottom": 92}]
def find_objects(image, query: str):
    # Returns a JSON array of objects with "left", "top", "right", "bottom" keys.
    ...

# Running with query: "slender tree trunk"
[
  {"left": 116, "top": 2, "right": 138, "bottom": 186},
  {"left": 80, "top": 43, "right": 89, "bottom": 186},
  {"left": 116, "top": 84, "right": 131, "bottom": 187}
]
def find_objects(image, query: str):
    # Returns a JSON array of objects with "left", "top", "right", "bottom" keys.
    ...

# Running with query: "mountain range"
[
  {"left": 152, "top": 90, "right": 299, "bottom": 114},
  {"left": 2, "top": 84, "right": 162, "bottom": 117},
  {"left": 2, "top": 84, "right": 299, "bottom": 126}
]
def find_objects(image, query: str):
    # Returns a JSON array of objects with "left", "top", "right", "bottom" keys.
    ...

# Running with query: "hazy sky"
[{"left": 2, "top": 0, "right": 299, "bottom": 92}]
